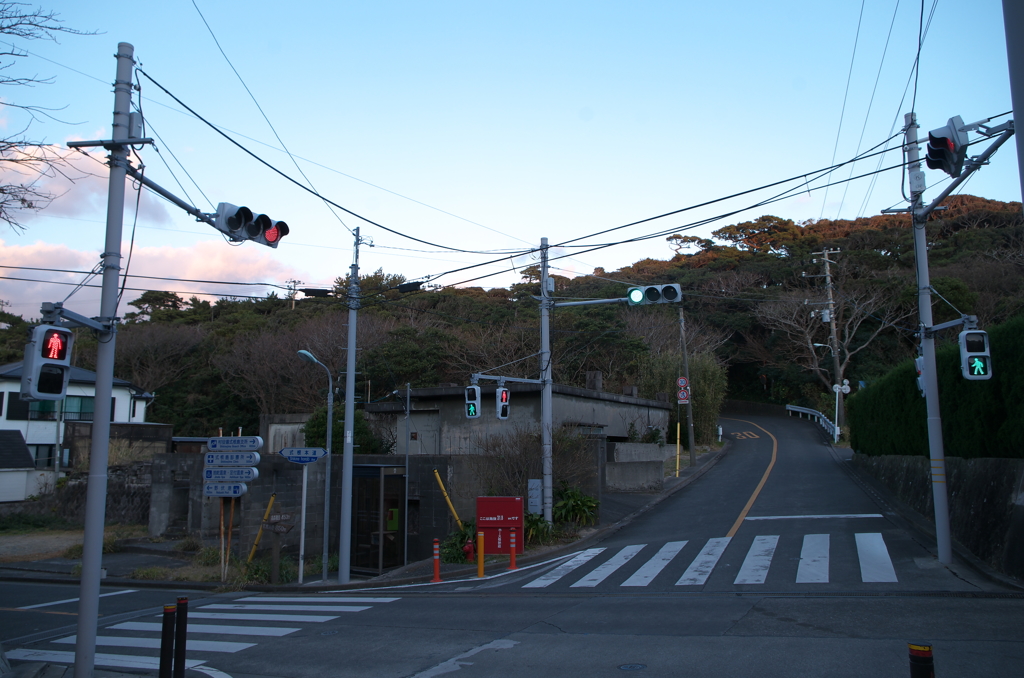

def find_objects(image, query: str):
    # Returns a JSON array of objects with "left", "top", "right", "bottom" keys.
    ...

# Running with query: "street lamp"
[
  {"left": 297, "top": 350, "right": 333, "bottom": 582},
  {"left": 812, "top": 344, "right": 843, "bottom": 443}
]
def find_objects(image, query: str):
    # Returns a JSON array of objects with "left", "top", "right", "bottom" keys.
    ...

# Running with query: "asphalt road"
[{"left": 4, "top": 415, "right": 1023, "bottom": 677}]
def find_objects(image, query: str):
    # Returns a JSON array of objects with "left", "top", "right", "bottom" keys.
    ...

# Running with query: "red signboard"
[{"left": 476, "top": 496, "right": 524, "bottom": 555}]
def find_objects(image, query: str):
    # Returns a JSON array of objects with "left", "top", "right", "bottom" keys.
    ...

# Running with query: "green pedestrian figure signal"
[
  {"left": 958, "top": 330, "right": 992, "bottom": 381},
  {"left": 465, "top": 385, "right": 481, "bottom": 418}
]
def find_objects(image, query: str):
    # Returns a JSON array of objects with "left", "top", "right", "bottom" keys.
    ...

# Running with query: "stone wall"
[
  {"left": 852, "top": 453, "right": 1024, "bottom": 580},
  {"left": 0, "top": 462, "right": 152, "bottom": 525}
]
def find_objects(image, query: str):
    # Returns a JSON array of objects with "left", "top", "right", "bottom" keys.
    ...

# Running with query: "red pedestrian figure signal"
[
  {"left": 496, "top": 387, "right": 510, "bottom": 420},
  {"left": 43, "top": 329, "right": 68, "bottom": 360}
]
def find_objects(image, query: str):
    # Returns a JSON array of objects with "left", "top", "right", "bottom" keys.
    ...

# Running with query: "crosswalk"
[
  {"left": 6, "top": 595, "right": 399, "bottom": 672},
  {"left": 519, "top": 533, "right": 900, "bottom": 590}
]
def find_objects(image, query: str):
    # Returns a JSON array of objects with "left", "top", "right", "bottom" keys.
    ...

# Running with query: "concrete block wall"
[
  {"left": 853, "top": 453, "right": 1024, "bottom": 581},
  {"left": 605, "top": 461, "right": 663, "bottom": 492}
]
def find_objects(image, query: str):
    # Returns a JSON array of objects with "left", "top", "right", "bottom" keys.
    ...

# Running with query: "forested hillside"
[{"left": 3, "top": 194, "right": 1021, "bottom": 440}]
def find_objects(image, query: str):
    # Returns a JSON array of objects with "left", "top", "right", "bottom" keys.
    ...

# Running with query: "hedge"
[{"left": 848, "top": 313, "right": 1023, "bottom": 458}]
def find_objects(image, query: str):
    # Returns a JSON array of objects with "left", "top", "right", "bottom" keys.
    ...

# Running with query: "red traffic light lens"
[
  {"left": 41, "top": 329, "right": 69, "bottom": 360},
  {"left": 500, "top": 389, "right": 509, "bottom": 403},
  {"left": 265, "top": 224, "right": 280, "bottom": 243}
]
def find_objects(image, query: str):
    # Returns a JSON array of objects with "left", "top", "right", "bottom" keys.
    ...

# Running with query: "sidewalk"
[{"left": 0, "top": 446, "right": 728, "bottom": 592}]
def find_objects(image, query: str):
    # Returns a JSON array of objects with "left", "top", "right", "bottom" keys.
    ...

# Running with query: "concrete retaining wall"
[
  {"left": 852, "top": 453, "right": 1024, "bottom": 581},
  {"left": 609, "top": 443, "right": 668, "bottom": 463},
  {"left": 605, "top": 461, "right": 663, "bottom": 492}
]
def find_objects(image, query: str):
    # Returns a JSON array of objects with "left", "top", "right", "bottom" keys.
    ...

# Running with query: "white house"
[{"left": 0, "top": 362, "right": 153, "bottom": 502}]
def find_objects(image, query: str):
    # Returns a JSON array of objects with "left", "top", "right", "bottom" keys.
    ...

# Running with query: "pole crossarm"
[
  {"left": 39, "top": 301, "right": 111, "bottom": 333},
  {"left": 471, "top": 373, "right": 543, "bottom": 385},
  {"left": 924, "top": 314, "right": 978, "bottom": 337},
  {"left": 124, "top": 165, "right": 217, "bottom": 228},
  {"left": 550, "top": 297, "right": 628, "bottom": 309},
  {"left": 67, "top": 138, "right": 154, "bottom": 150}
]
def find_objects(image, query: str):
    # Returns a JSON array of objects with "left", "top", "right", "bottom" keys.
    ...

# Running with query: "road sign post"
[{"left": 278, "top": 447, "right": 327, "bottom": 583}]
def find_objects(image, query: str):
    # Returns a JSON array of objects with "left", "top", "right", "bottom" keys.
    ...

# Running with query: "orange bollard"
[
  {"left": 477, "top": 531, "right": 485, "bottom": 578},
  {"left": 431, "top": 538, "right": 442, "bottom": 583},
  {"left": 908, "top": 643, "right": 934, "bottom": 678}
]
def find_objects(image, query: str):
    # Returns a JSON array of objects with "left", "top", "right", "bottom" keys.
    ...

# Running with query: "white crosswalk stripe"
[
  {"left": 796, "top": 534, "right": 830, "bottom": 583},
  {"left": 622, "top": 541, "right": 687, "bottom": 587},
  {"left": 676, "top": 537, "right": 731, "bottom": 586},
  {"left": 8, "top": 595, "right": 398, "bottom": 672},
  {"left": 522, "top": 548, "right": 605, "bottom": 588},
  {"left": 571, "top": 544, "right": 646, "bottom": 587},
  {"left": 518, "top": 532, "right": 900, "bottom": 590},
  {"left": 734, "top": 535, "right": 779, "bottom": 584},
  {"left": 856, "top": 532, "right": 898, "bottom": 582}
]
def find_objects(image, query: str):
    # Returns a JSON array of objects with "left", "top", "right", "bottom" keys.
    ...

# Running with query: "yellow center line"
[
  {"left": 722, "top": 418, "right": 779, "bottom": 538},
  {"left": 0, "top": 607, "right": 78, "bottom": 616}
]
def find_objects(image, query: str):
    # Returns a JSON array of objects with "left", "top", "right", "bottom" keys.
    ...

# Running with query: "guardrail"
[{"left": 785, "top": 405, "right": 838, "bottom": 442}]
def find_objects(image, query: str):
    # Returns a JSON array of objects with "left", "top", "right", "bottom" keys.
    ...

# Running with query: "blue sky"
[{"left": 0, "top": 0, "right": 1017, "bottom": 317}]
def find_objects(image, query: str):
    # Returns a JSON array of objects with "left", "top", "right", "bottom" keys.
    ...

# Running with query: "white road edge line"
[
  {"left": 408, "top": 639, "right": 519, "bottom": 678},
  {"left": 18, "top": 589, "right": 138, "bottom": 610},
  {"left": 362, "top": 551, "right": 581, "bottom": 590}
]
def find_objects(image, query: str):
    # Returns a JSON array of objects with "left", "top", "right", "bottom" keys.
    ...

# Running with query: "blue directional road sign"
[
  {"left": 204, "top": 451, "right": 261, "bottom": 467},
  {"left": 207, "top": 436, "right": 264, "bottom": 451},
  {"left": 278, "top": 447, "right": 328, "bottom": 464},
  {"left": 204, "top": 482, "right": 248, "bottom": 497},
  {"left": 203, "top": 467, "right": 259, "bottom": 482}
]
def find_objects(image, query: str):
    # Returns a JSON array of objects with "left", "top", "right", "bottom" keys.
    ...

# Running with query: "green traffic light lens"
[{"left": 627, "top": 289, "right": 645, "bottom": 304}]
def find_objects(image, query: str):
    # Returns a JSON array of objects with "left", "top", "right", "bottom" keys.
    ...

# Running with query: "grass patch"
[
  {"left": 130, "top": 567, "right": 171, "bottom": 580},
  {"left": 175, "top": 534, "right": 205, "bottom": 552},
  {"left": 0, "top": 513, "right": 77, "bottom": 534}
]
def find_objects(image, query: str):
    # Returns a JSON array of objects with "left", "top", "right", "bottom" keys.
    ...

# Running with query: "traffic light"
[
  {"left": 20, "top": 325, "right": 74, "bottom": 400},
  {"left": 465, "top": 385, "right": 481, "bottom": 418},
  {"left": 626, "top": 284, "right": 681, "bottom": 306},
  {"left": 496, "top": 387, "right": 510, "bottom": 420},
  {"left": 925, "top": 116, "right": 969, "bottom": 178},
  {"left": 214, "top": 202, "right": 289, "bottom": 248},
  {"left": 958, "top": 330, "right": 992, "bottom": 380}
]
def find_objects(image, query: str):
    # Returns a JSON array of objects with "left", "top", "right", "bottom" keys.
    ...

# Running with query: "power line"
[{"left": 134, "top": 69, "right": 532, "bottom": 258}]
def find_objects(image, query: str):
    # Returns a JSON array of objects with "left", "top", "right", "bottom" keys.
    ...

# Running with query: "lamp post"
[
  {"left": 297, "top": 350, "right": 333, "bottom": 581},
  {"left": 813, "top": 343, "right": 843, "bottom": 442}
]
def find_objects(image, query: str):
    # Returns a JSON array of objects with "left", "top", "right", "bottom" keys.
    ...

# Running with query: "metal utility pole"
[
  {"left": 811, "top": 248, "right": 844, "bottom": 426},
  {"left": 1004, "top": 0, "right": 1024, "bottom": 207},
  {"left": 338, "top": 227, "right": 361, "bottom": 584},
  {"left": 678, "top": 308, "right": 696, "bottom": 469},
  {"left": 904, "top": 112, "right": 953, "bottom": 565},
  {"left": 539, "top": 238, "right": 553, "bottom": 523},
  {"left": 74, "top": 42, "right": 133, "bottom": 678}
]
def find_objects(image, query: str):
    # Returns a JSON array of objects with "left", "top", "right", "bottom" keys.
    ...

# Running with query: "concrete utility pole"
[
  {"left": 74, "top": 42, "right": 133, "bottom": 678},
  {"left": 539, "top": 238, "right": 553, "bottom": 523},
  {"left": 811, "top": 248, "right": 844, "bottom": 426},
  {"left": 338, "top": 227, "right": 361, "bottom": 584},
  {"left": 1003, "top": 0, "right": 1024, "bottom": 207},
  {"left": 904, "top": 112, "right": 953, "bottom": 565},
  {"left": 677, "top": 308, "right": 696, "bottom": 468}
]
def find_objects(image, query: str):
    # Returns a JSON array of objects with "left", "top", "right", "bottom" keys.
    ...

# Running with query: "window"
[
  {"left": 6, "top": 394, "right": 29, "bottom": 420},
  {"left": 28, "top": 400, "right": 58, "bottom": 421},
  {"left": 64, "top": 396, "right": 95, "bottom": 421},
  {"left": 28, "top": 444, "right": 55, "bottom": 469}
]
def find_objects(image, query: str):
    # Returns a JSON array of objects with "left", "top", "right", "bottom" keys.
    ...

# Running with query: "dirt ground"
[
  {"left": 0, "top": 530, "right": 85, "bottom": 563},
  {"left": 0, "top": 525, "right": 147, "bottom": 563}
]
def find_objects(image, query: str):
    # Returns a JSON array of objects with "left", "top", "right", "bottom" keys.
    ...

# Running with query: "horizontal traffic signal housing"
[
  {"left": 20, "top": 324, "right": 74, "bottom": 400},
  {"left": 214, "top": 202, "right": 289, "bottom": 248},
  {"left": 465, "top": 385, "right": 481, "bottom": 418},
  {"left": 958, "top": 330, "right": 992, "bottom": 380},
  {"left": 626, "top": 284, "right": 681, "bottom": 305},
  {"left": 925, "top": 116, "right": 969, "bottom": 178}
]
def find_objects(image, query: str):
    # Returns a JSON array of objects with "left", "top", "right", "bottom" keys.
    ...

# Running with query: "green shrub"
[
  {"left": 440, "top": 520, "right": 475, "bottom": 564},
  {"left": 193, "top": 546, "right": 222, "bottom": 567},
  {"left": 523, "top": 511, "right": 552, "bottom": 545},
  {"left": 848, "top": 313, "right": 1023, "bottom": 458},
  {"left": 552, "top": 481, "right": 598, "bottom": 526}
]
